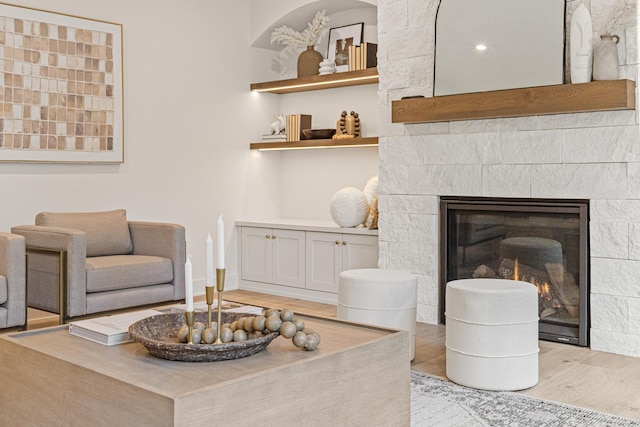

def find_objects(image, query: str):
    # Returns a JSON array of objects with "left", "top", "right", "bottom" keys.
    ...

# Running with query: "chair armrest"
[
  {"left": 11, "top": 225, "right": 88, "bottom": 318},
  {"left": 128, "top": 221, "right": 186, "bottom": 300},
  {"left": 0, "top": 232, "right": 26, "bottom": 328},
  {"left": 11, "top": 225, "right": 86, "bottom": 253}
]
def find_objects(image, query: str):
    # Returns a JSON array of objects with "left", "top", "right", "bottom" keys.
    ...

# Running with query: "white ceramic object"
[
  {"left": 319, "top": 59, "right": 336, "bottom": 75},
  {"left": 570, "top": 3, "right": 593, "bottom": 84},
  {"left": 363, "top": 175, "right": 378, "bottom": 205},
  {"left": 593, "top": 34, "right": 620, "bottom": 81},
  {"left": 270, "top": 114, "right": 285, "bottom": 134},
  {"left": 329, "top": 187, "right": 369, "bottom": 227}
]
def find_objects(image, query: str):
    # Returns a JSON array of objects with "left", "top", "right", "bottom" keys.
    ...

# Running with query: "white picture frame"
[{"left": 327, "top": 23, "right": 364, "bottom": 73}]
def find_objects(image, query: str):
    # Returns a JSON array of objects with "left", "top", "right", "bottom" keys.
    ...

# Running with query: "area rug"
[{"left": 411, "top": 371, "right": 640, "bottom": 426}]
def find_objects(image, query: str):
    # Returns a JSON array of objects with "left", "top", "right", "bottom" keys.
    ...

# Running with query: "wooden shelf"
[
  {"left": 391, "top": 80, "right": 636, "bottom": 124},
  {"left": 250, "top": 68, "right": 379, "bottom": 94},
  {"left": 250, "top": 137, "right": 379, "bottom": 151}
]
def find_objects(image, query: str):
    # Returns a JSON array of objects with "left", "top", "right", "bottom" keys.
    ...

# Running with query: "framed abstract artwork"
[
  {"left": 0, "top": 3, "right": 123, "bottom": 163},
  {"left": 327, "top": 23, "right": 363, "bottom": 73}
]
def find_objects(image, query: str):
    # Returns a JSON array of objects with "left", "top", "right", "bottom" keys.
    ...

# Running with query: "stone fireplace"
[
  {"left": 440, "top": 197, "right": 589, "bottom": 346},
  {"left": 376, "top": 0, "right": 640, "bottom": 357}
]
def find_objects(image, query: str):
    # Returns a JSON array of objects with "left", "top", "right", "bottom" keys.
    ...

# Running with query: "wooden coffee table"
[{"left": 0, "top": 313, "right": 410, "bottom": 426}]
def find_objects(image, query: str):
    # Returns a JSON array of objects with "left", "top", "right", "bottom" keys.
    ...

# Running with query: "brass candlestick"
[
  {"left": 184, "top": 310, "right": 195, "bottom": 344},
  {"left": 214, "top": 268, "right": 226, "bottom": 344},
  {"left": 205, "top": 286, "right": 215, "bottom": 329}
]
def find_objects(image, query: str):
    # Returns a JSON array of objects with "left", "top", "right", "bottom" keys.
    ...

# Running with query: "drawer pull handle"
[
  {"left": 335, "top": 240, "right": 340, "bottom": 245},
  {"left": 342, "top": 241, "right": 347, "bottom": 245},
  {"left": 265, "top": 235, "right": 271, "bottom": 239}
]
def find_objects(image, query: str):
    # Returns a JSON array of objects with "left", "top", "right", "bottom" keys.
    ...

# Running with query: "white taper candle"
[
  {"left": 217, "top": 215, "right": 225, "bottom": 269},
  {"left": 185, "top": 254, "right": 193, "bottom": 311}
]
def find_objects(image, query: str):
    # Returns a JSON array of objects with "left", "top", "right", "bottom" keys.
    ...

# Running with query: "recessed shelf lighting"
[
  {"left": 257, "top": 143, "right": 378, "bottom": 151},
  {"left": 475, "top": 44, "right": 487, "bottom": 51}
]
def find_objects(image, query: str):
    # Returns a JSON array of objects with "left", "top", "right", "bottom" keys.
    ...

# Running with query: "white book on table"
[{"left": 68, "top": 309, "right": 163, "bottom": 346}]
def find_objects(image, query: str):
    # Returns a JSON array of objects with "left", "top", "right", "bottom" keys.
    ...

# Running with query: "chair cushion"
[
  {"left": 86, "top": 255, "right": 174, "bottom": 293},
  {"left": 36, "top": 209, "right": 133, "bottom": 257},
  {"left": 0, "top": 275, "right": 6, "bottom": 304}
]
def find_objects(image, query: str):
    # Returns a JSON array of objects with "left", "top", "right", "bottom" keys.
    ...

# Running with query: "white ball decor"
[
  {"left": 330, "top": 187, "right": 369, "bottom": 228},
  {"left": 363, "top": 175, "right": 378, "bottom": 205}
]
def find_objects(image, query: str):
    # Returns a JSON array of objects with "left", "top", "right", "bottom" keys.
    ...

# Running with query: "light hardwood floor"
[
  {"left": 221, "top": 290, "right": 640, "bottom": 420},
  {"left": 25, "top": 289, "right": 640, "bottom": 420}
]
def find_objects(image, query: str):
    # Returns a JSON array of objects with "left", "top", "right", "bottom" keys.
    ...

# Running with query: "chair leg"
[{"left": 25, "top": 247, "right": 68, "bottom": 325}]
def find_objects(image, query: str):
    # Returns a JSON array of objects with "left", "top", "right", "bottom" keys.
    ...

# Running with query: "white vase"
[
  {"left": 592, "top": 34, "right": 620, "bottom": 81},
  {"left": 569, "top": 3, "right": 593, "bottom": 84}
]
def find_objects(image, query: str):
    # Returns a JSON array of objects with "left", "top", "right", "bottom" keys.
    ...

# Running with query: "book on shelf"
[
  {"left": 348, "top": 45, "right": 356, "bottom": 71},
  {"left": 361, "top": 42, "right": 378, "bottom": 69},
  {"left": 348, "top": 43, "right": 378, "bottom": 71},
  {"left": 170, "top": 300, "right": 263, "bottom": 315},
  {"left": 68, "top": 309, "right": 163, "bottom": 346},
  {"left": 261, "top": 133, "right": 287, "bottom": 142},
  {"left": 286, "top": 114, "right": 312, "bottom": 141}
]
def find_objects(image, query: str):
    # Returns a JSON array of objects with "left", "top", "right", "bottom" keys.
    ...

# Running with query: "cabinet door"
[
  {"left": 342, "top": 234, "right": 379, "bottom": 271},
  {"left": 306, "top": 231, "right": 342, "bottom": 293},
  {"left": 271, "top": 229, "right": 306, "bottom": 288},
  {"left": 241, "top": 227, "right": 273, "bottom": 283}
]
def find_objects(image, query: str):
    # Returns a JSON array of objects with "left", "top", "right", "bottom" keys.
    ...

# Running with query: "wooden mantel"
[{"left": 391, "top": 80, "right": 636, "bottom": 124}]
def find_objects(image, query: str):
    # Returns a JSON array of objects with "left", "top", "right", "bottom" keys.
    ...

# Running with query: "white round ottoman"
[
  {"left": 338, "top": 269, "right": 417, "bottom": 361},
  {"left": 446, "top": 278, "right": 539, "bottom": 391}
]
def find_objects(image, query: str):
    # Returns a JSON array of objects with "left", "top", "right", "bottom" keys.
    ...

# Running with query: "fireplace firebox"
[{"left": 440, "top": 197, "right": 589, "bottom": 346}]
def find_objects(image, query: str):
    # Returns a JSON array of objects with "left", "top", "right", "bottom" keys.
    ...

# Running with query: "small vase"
[
  {"left": 297, "top": 46, "right": 323, "bottom": 78},
  {"left": 592, "top": 34, "right": 620, "bottom": 81}
]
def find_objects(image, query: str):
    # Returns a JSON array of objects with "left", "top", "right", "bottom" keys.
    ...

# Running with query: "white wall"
[
  {"left": 0, "top": 0, "right": 263, "bottom": 294},
  {"left": 1, "top": 0, "right": 381, "bottom": 297}
]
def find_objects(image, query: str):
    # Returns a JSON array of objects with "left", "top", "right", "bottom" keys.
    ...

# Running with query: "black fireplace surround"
[{"left": 440, "top": 197, "right": 589, "bottom": 346}]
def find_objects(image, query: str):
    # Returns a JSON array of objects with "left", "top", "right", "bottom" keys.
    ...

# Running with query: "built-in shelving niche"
[{"left": 250, "top": 69, "right": 379, "bottom": 150}]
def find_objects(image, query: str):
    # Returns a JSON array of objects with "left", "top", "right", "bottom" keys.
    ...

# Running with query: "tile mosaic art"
[{"left": 0, "top": 4, "right": 122, "bottom": 163}]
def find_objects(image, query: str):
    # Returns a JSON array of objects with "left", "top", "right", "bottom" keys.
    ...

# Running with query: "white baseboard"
[
  {"left": 239, "top": 280, "right": 337, "bottom": 305},
  {"left": 193, "top": 272, "right": 239, "bottom": 297}
]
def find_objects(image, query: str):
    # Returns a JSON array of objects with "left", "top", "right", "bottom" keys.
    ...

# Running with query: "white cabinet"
[
  {"left": 240, "top": 227, "right": 305, "bottom": 288},
  {"left": 238, "top": 220, "right": 379, "bottom": 303},
  {"left": 306, "top": 232, "right": 379, "bottom": 293}
]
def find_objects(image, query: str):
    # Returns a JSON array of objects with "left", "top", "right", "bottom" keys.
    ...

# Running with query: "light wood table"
[{"left": 0, "top": 314, "right": 410, "bottom": 426}]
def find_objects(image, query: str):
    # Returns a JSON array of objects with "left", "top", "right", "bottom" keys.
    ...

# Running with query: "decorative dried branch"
[
  {"left": 599, "top": 0, "right": 637, "bottom": 35},
  {"left": 271, "top": 10, "right": 329, "bottom": 49}
]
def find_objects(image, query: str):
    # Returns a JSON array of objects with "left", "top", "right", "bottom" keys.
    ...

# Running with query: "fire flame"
[{"left": 513, "top": 258, "right": 561, "bottom": 309}]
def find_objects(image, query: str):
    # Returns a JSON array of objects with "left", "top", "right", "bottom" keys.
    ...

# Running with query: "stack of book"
[
  {"left": 261, "top": 133, "right": 287, "bottom": 142},
  {"left": 286, "top": 114, "right": 312, "bottom": 142},
  {"left": 69, "top": 309, "right": 163, "bottom": 346},
  {"left": 348, "top": 43, "right": 378, "bottom": 71}
]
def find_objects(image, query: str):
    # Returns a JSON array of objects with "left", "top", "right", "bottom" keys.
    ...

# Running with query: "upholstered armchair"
[
  {"left": 12, "top": 209, "right": 185, "bottom": 321},
  {"left": 0, "top": 232, "right": 26, "bottom": 329}
]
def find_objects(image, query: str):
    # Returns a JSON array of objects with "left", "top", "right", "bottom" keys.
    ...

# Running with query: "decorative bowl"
[
  {"left": 129, "top": 312, "right": 279, "bottom": 362},
  {"left": 302, "top": 128, "right": 337, "bottom": 140}
]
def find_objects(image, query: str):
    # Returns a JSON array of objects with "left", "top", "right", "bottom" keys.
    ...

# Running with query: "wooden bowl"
[{"left": 302, "top": 129, "right": 337, "bottom": 140}]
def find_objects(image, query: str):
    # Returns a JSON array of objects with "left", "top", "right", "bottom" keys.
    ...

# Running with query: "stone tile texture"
[{"left": 377, "top": 0, "right": 640, "bottom": 356}]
